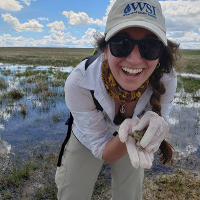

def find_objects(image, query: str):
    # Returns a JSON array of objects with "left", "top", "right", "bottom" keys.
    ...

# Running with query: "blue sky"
[{"left": 0, "top": 0, "right": 200, "bottom": 49}]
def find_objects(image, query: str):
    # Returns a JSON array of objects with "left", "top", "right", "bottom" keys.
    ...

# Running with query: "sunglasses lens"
[
  {"left": 109, "top": 37, "right": 133, "bottom": 57},
  {"left": 140, "top": 40, "right": 163, "bottom": 60},
  {"left": 109, "top": 37, "right": 164, "bottom": 60}
]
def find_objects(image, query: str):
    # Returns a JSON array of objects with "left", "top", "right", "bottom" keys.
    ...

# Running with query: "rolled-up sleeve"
[{"left": 64, "top": 65, "right": 113, "bottom": 159}]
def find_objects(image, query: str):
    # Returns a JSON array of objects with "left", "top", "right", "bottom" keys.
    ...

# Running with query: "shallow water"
[{"left": 0, "top": 64, "right": 199, "bottom": 173}]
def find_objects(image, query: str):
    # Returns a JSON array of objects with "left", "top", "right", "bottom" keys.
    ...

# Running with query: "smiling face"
[{"left": 104, "top": 27, "right": 160, "bottom": 91}]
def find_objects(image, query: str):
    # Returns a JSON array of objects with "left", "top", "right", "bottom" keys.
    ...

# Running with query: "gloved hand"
[
  {"left": 119, "top": 118, "right": 154, "bottom": 169},
  {"left": 126, "top": 136, "right": 154, "bottom": 169},
  {"left": 132, "top": 111, "right": 169, "bottom": 153},
  {"left": 119, "top": 117, "right": 140, "bottom": 143}
]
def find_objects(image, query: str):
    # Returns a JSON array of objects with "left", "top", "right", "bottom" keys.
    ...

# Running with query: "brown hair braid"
[
  {"left": 149, "top": 70, "right": 173, "bottom": 165},
  {"left": 149, "top": 39, "right": 180, "bottom": 165},
  {"left": 94, "top": 32, "right": 180, "bottom": 165}
]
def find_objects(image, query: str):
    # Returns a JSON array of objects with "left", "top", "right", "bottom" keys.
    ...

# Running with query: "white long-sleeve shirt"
[{"left": 65, "top": 55, "right": 177, "bottom": 160}]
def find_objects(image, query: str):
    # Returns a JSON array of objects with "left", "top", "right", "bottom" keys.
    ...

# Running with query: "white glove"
[
  {"left": 119, "top": 117, "right": 140, "bottom": 143},
  {"left": 119, "top": 118, "right": 154, "bottom": 169},
  {"left": 132, "top": 111, "right": 169, "bottom": 153},
  {"left": 126, "top": 136, "right": 154, "bottom": 169}
]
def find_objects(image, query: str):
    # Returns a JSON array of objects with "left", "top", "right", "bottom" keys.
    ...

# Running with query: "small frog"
[
  {"left": 129, "top": 129, "right": 146, "bottom": 142},
  {"left": 129, "top": 129, "right": 147, "bottom": 150}
]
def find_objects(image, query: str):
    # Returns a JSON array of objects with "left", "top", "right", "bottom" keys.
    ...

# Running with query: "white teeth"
[{"left": 122, "top": 67, "right": 143, "bottom": 74}]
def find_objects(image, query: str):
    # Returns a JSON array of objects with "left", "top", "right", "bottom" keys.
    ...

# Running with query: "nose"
[{"left": 125, "top": 45, "right": 142, "bottom": 65}]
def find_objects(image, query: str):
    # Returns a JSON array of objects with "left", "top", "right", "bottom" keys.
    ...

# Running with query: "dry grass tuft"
[
  {"left": 143, "top": 169, "right": 200, "bottom": 200},
  {"left": 0, "top": 77, "right": 8, "bottom": 90}
]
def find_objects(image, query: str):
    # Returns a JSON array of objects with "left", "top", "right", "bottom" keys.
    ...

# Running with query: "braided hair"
[
  {"left": 95, "top": 32, "right": 180, "bottom": 165},
  {"left": 149, "top": 40, "right": 180, "bottom": 164}
]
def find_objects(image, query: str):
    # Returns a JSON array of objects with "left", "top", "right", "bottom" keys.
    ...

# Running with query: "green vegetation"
[
  {"left": 14, "top": 69, "right": 48, "bottom": 78},
  {"left": 0, "top": 47, "right": 200, "bottom": 75},
  {"left": 0, "top": 153, "right": 58, "bottom": 200},
  {"left": 0, "top": 69, "right": 11, "bottom": 76},
  {"left": 143, "top": 170, "right": 200, "bottom": 199},
  {"left": 0, "top": 48, "right": 199, "bottom": 199},
  {"left": 177, "top": 75, "right": 200, "bottom": 102},
  {"left": 0, "top": 47, "right": 94, "bottom": 67},
  {"left": 1, "top": 157, "right": 199, "bottom": 200},
  {"left": 0, "top": 77, "right": 8, "bottom": 90},
  {"left": 1, "top": 88, "right": 24, "bottom": 101},
  {"left": 179, "top": 77, "right": 200, "bottom": 94},
  {"left": 0, "top": 161, "right": 38, "bottom": 187},
  {"left": 52, "top": 113, "right": 62, "bottom": 123},
  {"left": 179, "top": 49, "right": 200, "bottom": 74},
  {"left": 19, "top": 103, "right": 27, "bottom": 116},
  {"left": 53, "top": 70, "right": 68, "bottom": 80}
]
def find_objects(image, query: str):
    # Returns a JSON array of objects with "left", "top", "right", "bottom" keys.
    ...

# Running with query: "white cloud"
[
  {"left": 160, "top": 0, "right": 200, "bottom": 49},
  {"left": 62, "top": 11, "right": 104, "bottom": 26},
  {"left": 62, "top": 0, "right": 115, "bottom": 27},
  {"left": 0, "top": 0, "right": 23, "bottom": 11},
  {"left": 161, "top": 0, "right": 200, "bottom": 16},
  {"left": 22, "top": 0, "right": 37, "bottom": 6},
  {"left": 75, "top": 28, "right": 97, "bottom": 47},
  {"left": 160, "top": 0, "right": 200, "bottom": 30},
  {"left": 61, "top": 0, "right": 115, "bottom": 29},
  {"left": 1, "top": 0, "right": 199, "bottom": 49},
  {"left": 0, "top": 34, "right": 33, "bottom": 46},
  {"left": 38, "top": 17, "right": 49, "bottom": 21},
  {"left": 46, "top": 21, "right": 66, "bottom": 33},
  {"left": 43, "top": 31, "right": 77, "bottom": 47},
  {"left": 1, "top": 13, "right": 44, "bottom": 32},
  {"left": 0, "top": 28, "right": 98, "bottom": 48}
]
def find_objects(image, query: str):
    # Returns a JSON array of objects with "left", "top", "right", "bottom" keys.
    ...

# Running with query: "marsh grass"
[
  {"left": 176, "top": 75, "right": 200, "bottom": 103},
  {"left": 50, "top": 79, "right": 65, "bottom": 87},
  {"left": 0, "top": 161, "right": 38, "bottom": 187},
  {"left": 0, "top": 152, "right": 58, "bottom": 200},
  {"left": 0, "top": 77, "right": 8, "bottom": 90},
  {"left": 19, "top": 103, "right": 27, "bottom": 118},
  {"left": 0, "top": 47, "right": 93, "bottom": 67},
  {"left": 0, "top": 69, "right": 11, "bottom": 76},
  {"left": 179, "top": 49, "right": 200, "bottom": 75},
  {"left": 33, "top": 81, "right": 49, "bottom": 94},
  {"left": 179, "top": 77, "right": 200, "bottom": 94},
  {"left": 143, "top": 169, "right": 200, "bottom": 199},
  {"left": 1, "top": 155, "right": 199, "bottom": 200},
  {"left": 0, "top": 48, "right": 200, "bottom": 199},
  {"left": 1, "top": 88, "right": 24, "bottom": 101},
  {"left": 0, "top": 47, "right": 200, "bottom": 74},
  {"left": 52, "top": 114, "right": 62, "bottom": 123},
  {"left": 15, "top": 67, "right": 64, "bottom": 107},
  {"left": 53, "top": 70, "right": 69, "bottom": 80},
  {"left": 15, "top": 69, "right": 48, "bottom": 78}
]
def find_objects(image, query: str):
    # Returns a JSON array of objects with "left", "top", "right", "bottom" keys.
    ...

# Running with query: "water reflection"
[{"left": 168, "top": 104, "right": 199, "bottom": 157}]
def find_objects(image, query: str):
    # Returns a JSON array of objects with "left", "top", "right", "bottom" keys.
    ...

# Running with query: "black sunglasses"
[{"left": 108, "top": 36, "right": 164, "bottom": 60}]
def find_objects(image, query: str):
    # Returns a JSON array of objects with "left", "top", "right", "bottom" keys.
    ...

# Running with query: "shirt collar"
[
  {"left": 77, "top": 55, "right": 103, "bottom": 90},
  {"left": 77, "top": 55, "right": 115, "bottom": 120}
]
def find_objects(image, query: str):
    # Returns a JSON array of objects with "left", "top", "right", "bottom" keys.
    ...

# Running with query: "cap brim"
[{"left": 105, "top": 21, "right": 167, "bottom": 46}]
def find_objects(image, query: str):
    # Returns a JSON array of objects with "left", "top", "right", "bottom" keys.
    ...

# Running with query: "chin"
[{"left": 120, "top": 83, "right": 140, "bottom": 92}]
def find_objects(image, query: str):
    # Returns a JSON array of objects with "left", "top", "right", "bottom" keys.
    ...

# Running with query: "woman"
[{"left": 55, "top": 0, "right": 179, "bottom": 199}]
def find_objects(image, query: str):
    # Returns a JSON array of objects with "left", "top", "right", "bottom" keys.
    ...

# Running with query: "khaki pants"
[{"left": 55, "top": 133, "right": 144, "bottom": 200}]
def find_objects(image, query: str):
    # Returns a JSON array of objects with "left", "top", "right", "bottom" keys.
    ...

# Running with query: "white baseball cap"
[{"left": 105, "top": 0, "right": 167, "bottom": 46}]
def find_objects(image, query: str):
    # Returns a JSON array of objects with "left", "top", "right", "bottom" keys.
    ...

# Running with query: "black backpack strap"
[
  {"left": 85, "top": 52, "right": 103, "bottom": 112},
  {"left": 90, "top": 90, "right": 103, "bottom": 112},
  {"left": 57, "top": 113, "right": 73, "bottom": 167},
  {"left": 85, "top": 51, "right": 100, "bottom": 70}
]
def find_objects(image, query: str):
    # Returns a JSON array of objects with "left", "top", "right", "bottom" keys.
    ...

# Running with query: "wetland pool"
[{"left": 0, "top": 64, "right": 200, "bottom": 174}]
